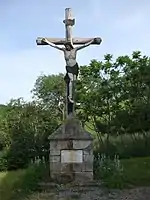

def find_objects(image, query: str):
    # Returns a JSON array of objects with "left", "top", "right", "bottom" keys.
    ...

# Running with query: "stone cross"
[{"left": 36, "top": 8, "right": 102, "bottom": 118}]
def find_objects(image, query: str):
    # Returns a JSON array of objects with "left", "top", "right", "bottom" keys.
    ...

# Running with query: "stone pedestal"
[{"left": 48, "top": 115, "right": 93, "bottom": 183}]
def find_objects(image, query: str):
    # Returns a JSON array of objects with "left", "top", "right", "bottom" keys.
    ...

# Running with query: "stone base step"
[
  {"left": 38, "top": 180, "right": 102, "bottom": 192},
  {"left": 25, "top": 192, "right": 57, "bottom": 200}
]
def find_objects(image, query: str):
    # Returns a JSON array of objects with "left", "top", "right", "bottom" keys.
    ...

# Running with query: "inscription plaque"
[{"left": 61, "top": 150, "right": 83, "bottom": 163}]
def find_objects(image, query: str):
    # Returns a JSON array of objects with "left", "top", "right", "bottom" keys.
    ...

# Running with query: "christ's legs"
[
  {"left": 73, "top": 74, "right": 77, "bottom": 80},
  {"left": 68, "top": 72, "right": 76, "bottom": 103}
]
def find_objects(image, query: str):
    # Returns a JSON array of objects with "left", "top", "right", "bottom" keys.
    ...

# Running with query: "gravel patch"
[{"left": 27, "top": 186, "right": 150, "bottom": 200}]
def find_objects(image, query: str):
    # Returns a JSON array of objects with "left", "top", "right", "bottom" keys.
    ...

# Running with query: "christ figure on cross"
[{"left": 42, "top": 38, "right": 95, "bottom": 103}]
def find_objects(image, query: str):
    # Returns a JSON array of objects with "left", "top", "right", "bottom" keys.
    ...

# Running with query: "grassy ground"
[
  {"left": 0, "top": 164, "right": 47, "bottom": 200},
  {"left": 122, "top": 157, "right": 150, "bottom": 186},
  {"left": 0, "top": 157, "right": 150, "bottom": 200}
]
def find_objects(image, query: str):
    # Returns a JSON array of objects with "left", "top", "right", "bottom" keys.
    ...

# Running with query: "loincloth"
[
  {"left": 64, "top": 63, "right": 79, "bottom": 84},
  {"left": 66, "top": 63, "right": 79, "bottom": 76}
]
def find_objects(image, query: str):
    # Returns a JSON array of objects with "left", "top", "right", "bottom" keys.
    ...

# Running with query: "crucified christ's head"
[{"left": 64, "top": 42, "right": 74, "bottom": 51}]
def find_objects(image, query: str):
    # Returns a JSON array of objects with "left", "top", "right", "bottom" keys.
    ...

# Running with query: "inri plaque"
[{"left": 61, "top": 150, "right": 83, "bottom": 163}]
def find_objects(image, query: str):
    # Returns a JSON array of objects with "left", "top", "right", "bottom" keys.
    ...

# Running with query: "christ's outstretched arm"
[
  {"left": 42, "top": 38, "right": 64, "bottom": 51},
  {"left": 75, "top": 38, "right": 95, "bottom": 51}
]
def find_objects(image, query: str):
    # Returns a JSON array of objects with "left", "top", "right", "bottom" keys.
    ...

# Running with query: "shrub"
[
  {"left": 0, "top": 151, "right": 7, "bottom": 171},
  {"left": 6, "top": 141, "right": 31, "bottom": 170},
  {"left": 94, "top": 153, "right": 125, "bottom": 188}
]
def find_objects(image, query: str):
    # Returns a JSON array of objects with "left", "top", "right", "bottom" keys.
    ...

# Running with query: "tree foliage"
[
  {"left": 0, "top": 98, "right": 59, "bottom": 170},
  {"left": 77, "top": 51, "right": 150, "bottom": 135}
]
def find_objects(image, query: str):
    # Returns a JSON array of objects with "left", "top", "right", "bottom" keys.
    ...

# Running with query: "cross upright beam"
[
  {"left": 36, "top": 8, "right": 102, "bottom": 118},
  {"left": 36, "top": 8, "right": 102, "bottom": 46},
  {"left": 63, "top": 8, "right": 75, "bottom": 43}
]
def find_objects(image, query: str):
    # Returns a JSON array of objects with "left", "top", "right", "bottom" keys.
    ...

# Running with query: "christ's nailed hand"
[
  {"left": 42, "top": 38, "right": 46, "bottom": 42},
  {"left": 94, "top": 37, "right": 100, "bottom": 43}
]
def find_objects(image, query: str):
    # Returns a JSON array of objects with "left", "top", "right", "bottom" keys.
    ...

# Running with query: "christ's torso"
[{"left": 64, "top": 49, "right": 77, "bottom": 66}]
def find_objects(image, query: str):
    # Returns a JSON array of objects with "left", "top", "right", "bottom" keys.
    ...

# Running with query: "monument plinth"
[{"left": 48, "top": 115, "right": 93, "bottom": 183}]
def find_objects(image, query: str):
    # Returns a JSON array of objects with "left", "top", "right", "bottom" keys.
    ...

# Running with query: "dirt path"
[{"left": 26, "top": 184, "right": 150, "bottom": 200}]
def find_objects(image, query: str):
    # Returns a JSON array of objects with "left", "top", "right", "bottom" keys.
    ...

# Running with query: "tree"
[
  {"left": 4, "top": 98, "right": 59, "bottom": 169},
  {"left": 77, "top": 51, "right": 150, "bottom": 145},
  {"left": 32, "top": 73, "right": 66, "bottom": 121},
  {"left": 77, "top": 56, "right": 123, "bottom": 141},
  {"left": 114, "top": 51, "right": 150, "bottom": 133}
]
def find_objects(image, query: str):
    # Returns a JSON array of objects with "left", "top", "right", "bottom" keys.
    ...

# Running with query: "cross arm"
[
  {"left": 36, "top": 37, "right": 102, "bottom": 45},
  {"left": 43, "top": 38, "right": 64, "bottom": 51},
  {"left": 75, "top": 38, "right": 97, "bottom": 51}
]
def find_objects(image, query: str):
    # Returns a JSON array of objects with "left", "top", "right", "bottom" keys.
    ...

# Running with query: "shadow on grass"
[{"left": 0, "top": 163, "right": 49, "bottom": 200}]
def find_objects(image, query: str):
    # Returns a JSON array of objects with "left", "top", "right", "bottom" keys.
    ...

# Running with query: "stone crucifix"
[{"left": 36, "top": 8, "right": 102, "bottom": 117}]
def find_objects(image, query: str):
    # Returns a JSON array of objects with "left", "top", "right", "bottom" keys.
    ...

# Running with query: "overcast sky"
[{"left": 0, "top": 0, "right": 150, "bottom": 104}]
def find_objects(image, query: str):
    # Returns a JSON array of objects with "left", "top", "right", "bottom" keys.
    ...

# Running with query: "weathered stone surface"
[
  {"left": 51, "top": 172, "right": 74, "bottom": 183},
  {"left": 50, "top": 155, "right": 60, "bottom": 163},
  {"left": 84, "top": 144, "right": 93, "bottom": 154},
  {"left": 50, "top": 162, "right": 61, "bottom": 171},
  {"left": 50, "top": 150, "right": 60, "bottom": 156},
  {"left": 83, "top": 154, "right": 93, "bottom": 162},
  {"left": 48, "top": 115, "right": 93, "bottom": 140},
  {"left": 49, "top": 115, "right": 94, "bottom": 183},
  {"left": 85, "top": 161, "right": 93, "bottom": 172},
  {"left": 73, "top": 163, "right": 85, "bottom": 172},
  {"left": 83, "top": 150, "right": 90, "bottom": 155},
  {"left": 73, "top": 140, "right": 91, "bottom": 149},
  {"left": 60, "top": 163, "right": 71, "bottom": 172},
  {"left": 50, "top": 141, "right": 57, "bottom": 150},
  {"left": 50, "top": 171, "right": 93, "bottom": 183},
  {"left": 74, "top": 172, "right": 93, "bottom": 181},
  {"left": 50, "top": 140, "right": 68, "bottom": 150},
  {"left": 51, "top": 163, "right": 72, "bottom": 173}
]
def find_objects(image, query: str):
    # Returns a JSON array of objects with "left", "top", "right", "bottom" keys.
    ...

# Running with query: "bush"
[
  {"left": 0, "top": 151, "right": 7, "bottom": 171},
  {"left": 5, "top": 141, "right": 31, "bottom": 170},
  {"left": 0, "top": 145, "right": 30, "bottom": 171},
  {"left": 94, "top": 153, "right": 125, "bottom": 188}
]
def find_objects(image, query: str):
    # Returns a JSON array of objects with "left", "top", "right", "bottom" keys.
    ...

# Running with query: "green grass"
[
  {"left": 122, "top": 157, "right": 150, "bottom": 186},
  {"left": 0, "top": 164, "right": 47, "bottom": 200}
]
